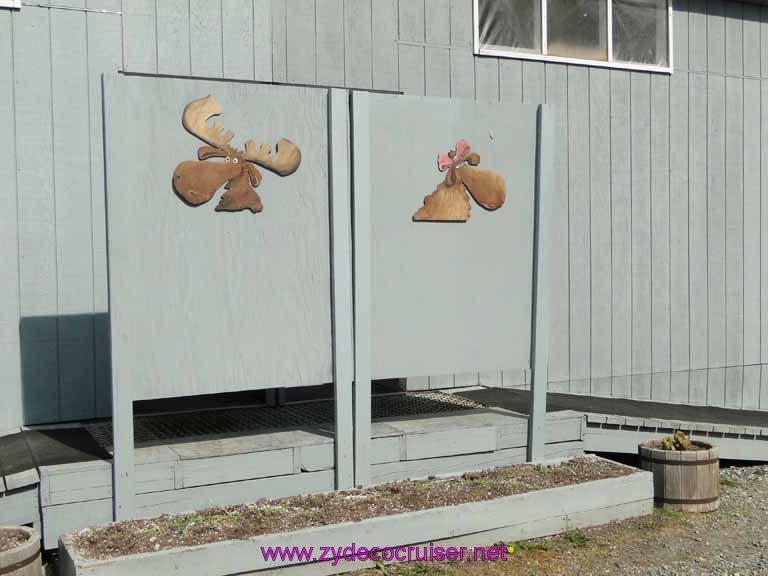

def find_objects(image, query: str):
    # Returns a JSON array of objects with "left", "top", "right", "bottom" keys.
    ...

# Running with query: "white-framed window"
[
  {"left": 474, "top": 0, "right": 673, "bottom": 74},
  {"left": 0, "top": 0, "right": 21, "bottom": 9}
]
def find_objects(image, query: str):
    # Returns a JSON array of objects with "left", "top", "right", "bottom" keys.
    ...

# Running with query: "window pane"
[
  {"left": 613, "top": 0, "right": 669, "bottom": 66},
  {"left": 478, "top": 0, "right": 541, "bottom": 53},
  {"left": 547, "top": 0, "right": 608, "bottom": 61}
]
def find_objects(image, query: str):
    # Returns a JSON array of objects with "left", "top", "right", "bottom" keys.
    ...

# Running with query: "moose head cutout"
[
  {"left": 172, "top": 95, "right": 301, "bottom": 213},
  {"left": 413, "top": 139, "right": 506, "bottom": 222}
]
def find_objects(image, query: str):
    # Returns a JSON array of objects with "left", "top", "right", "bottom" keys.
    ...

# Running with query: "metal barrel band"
[
  {"left": 640, "top": 455, "right": 719, "bottom": 466},
  {"left": 654, "top": 496, "right": 719, "bottom": 505},
  {"left": 0, "top": 548, "right": 40, "bottom": 576}
]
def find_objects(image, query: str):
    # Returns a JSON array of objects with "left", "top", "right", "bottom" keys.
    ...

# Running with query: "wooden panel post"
[
  {"left": 528, "top": 105, "right": 553, "bottom": 462},
  {"left": 111, "top": 342, "right": 135, "bottom": 521},
  {"left": 329, "top": 89, "right": 355, "bottom": 490},
  {"left": 352, "top": 92, "right": 372, "bottom": 487},
  {"left": 104, "top": 74, "right": 135, "bottom": 521}
]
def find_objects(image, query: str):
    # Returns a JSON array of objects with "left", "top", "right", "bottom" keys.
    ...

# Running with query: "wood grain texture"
[
  {"left": 412, "top": 171, "right": 471, "bottom": 222},
  {"left": 639, "top": 443, "right": 719, "bottom": 512}
]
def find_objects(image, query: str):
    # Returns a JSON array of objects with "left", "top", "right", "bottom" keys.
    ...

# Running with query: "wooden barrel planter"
[
  {"left": 0, "top": 527, "right": 42, "bottom": 576},
  {"left": 639, "top": 441, "right": 719, "bottom": 512}
]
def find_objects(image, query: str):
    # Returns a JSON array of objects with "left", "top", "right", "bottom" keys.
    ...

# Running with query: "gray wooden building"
[
  {"left": 3, "top": 0, "right": 768, "bottom": 546},
  {"left": 2, "top": 0, "right": 768, "bottom": 429}
]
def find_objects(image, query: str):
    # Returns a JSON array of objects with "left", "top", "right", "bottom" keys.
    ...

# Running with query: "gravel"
[
  {"left": 352, "top": 463, "right": 768, "bottom": 576},
  {"left": 0, "top": 528, "right": 29, "bottom": 553},
  {"left": 635, "top": 465, "right": 768, "bottom": 576}
]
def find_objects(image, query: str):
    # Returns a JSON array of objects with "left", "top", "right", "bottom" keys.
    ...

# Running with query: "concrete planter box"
[{"left": 59, "top": 457, "right": 652, "bottom": 576}]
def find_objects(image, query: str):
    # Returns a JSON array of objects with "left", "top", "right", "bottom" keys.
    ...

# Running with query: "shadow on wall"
[{"left": 20, "top": 313, "right": 111, "bottom": 426}]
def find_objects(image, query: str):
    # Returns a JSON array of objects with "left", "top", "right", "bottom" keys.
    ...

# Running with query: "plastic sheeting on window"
[
  {"left": 547, "top": 0, "right": 608, "bottom": 61},
  {"left": 613, "top": 0, "right": 669, "bottom": 66},
  {"left": 477, "top": 0, "right": 541, "bottom": 53}
]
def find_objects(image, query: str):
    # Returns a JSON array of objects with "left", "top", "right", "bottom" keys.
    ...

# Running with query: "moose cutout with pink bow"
[{"left": 412, "top": 139, "right": 506, "bottom": 222}]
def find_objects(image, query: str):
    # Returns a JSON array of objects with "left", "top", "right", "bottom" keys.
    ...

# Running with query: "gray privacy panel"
[
  {"left": 363, "top": 94, "right": 538, "bottom": 380},
  {"left": 104, "top": 75, "right": 332, "bottom": 400}
]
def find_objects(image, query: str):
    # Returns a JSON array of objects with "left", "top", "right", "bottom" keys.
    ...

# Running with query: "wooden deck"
[
  {"left": 453, "top": 388, "right": 768, "bottom": 462},
  {"left": 0, "top": 393, "right": 584, "bottom": 549}
]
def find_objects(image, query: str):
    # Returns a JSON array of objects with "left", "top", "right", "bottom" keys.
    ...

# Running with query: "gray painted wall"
[
  {"left": 364, "top": 94, "right": 538, "bottom": 380},
  {"left": 104, "top": 76, "right": 333, "bottom": 401},
  {"left": 2, "top": 0, "right": 768, "bottom": 428}
]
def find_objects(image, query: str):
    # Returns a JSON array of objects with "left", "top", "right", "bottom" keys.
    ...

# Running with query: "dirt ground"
[{"left": 350, "top": 464, "right": 768, "bottom": 576}]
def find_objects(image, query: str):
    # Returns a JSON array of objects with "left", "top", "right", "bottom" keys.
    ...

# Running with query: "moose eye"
[
  {"left": 225, "top": 156, "right": 231, "bottom": 162},
  {"left": 232, "top": 158, "right": 239, "bottom": 164}
]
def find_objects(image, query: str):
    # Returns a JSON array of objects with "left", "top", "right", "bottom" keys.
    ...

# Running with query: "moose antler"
[
  {"left": 181, "top": 95, "right": 235, "bottom": 148},
  {"left": 244, "top": 139, "right": 301, "bottom": 176}
]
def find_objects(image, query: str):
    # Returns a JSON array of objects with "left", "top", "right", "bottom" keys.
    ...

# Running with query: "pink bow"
[{"left": 437, "top": 139, "right": 471, "bottom": 172}]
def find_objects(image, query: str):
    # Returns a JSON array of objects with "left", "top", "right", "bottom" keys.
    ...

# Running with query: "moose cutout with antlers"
[
  {"left": 172, "top": 95, "right": 301, "bottom": 213},
  {"left": 412, "top": 139, "right": 506, "bottom": 222}
]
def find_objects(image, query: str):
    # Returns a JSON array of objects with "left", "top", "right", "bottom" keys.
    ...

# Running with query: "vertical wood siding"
[
  {"left": 286, "top": 0, "right": 768, "bottom": 406},
  {"left": 5, "top": 0, "right": 768, "bottom": 428}
]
